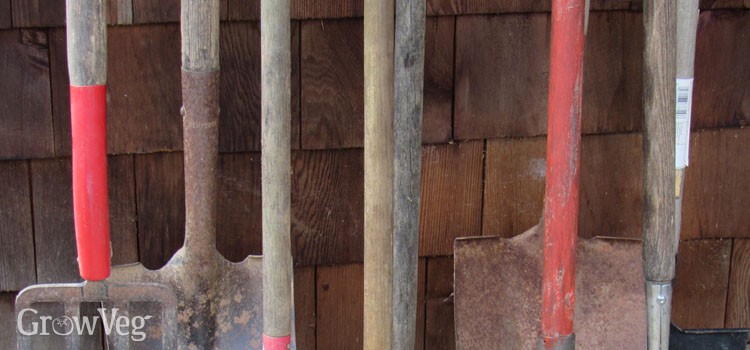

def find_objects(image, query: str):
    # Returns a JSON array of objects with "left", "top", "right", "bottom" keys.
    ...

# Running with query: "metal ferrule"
[
  {"left": 538, "top": 334, "right": 575, "bottom": 350},
  {"left": 646, "top": 281, "right": 673, "bottom": 350}
]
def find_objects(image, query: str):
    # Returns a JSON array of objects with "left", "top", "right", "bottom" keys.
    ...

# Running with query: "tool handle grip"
[
  {"left": 263, "top": 334, "right": 291, "bottom": 350},
  {"left": 71, "top": 85, "right": 111, "bottom": 281}
]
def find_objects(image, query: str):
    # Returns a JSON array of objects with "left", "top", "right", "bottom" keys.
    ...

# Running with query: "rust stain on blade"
[{"left": 454, "top": 224, "right": 646, "bottom": 349}]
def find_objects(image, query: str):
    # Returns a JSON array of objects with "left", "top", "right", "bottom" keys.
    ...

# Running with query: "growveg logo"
[{"left": 17, "top": 308, "right": 153, "bottom": 341}]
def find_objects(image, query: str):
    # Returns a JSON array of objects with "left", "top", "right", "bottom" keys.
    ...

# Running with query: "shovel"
[
  {"left": 16, "top": 0, "right": 178, "bottom": 348},
  {"left": 454, "top": 1, "right": 647, "bottom": 348},
  {"left": 665, "top": 1, "right": 749, "bottom": 348}
]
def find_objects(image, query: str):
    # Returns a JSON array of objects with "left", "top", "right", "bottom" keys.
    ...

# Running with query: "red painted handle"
[
  {"left": 263, "top": 334, "right": 291, "bottom": 350},
  {"left": 70, "top": 85, "right": 111, "bottom": 281}
]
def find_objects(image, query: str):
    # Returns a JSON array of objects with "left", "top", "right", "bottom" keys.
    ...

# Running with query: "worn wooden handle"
[
  {"left": 67, "top": 0, "right": 110, "bottom": 281},
  {"left": 643, "top": 0, "right": 676, "bottom": 283},
  {"left": 261, "top": 0, "right": 293, "bottom": 342}
]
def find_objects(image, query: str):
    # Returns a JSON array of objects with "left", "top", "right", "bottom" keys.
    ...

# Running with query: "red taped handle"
[
  {"left": 263, "top": 334, "right": 291, "bottom": 350},
  {"left": 70, "top": 85, "right": 111, "bottom": 281}
]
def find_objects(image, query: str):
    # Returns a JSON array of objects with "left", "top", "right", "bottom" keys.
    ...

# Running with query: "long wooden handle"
[
  {"left": 392, "top": 1, "right": 426, "bottom": 349},
  {"left": 364, "top": 0, "right": 395, "bottom": 348},
  {"left": 261, "top": 0, "right": 293, "bottom": 347},
  {"left": 643, "top": 0, "right": 676, "bottom": 284},
  {"left": 67, "top": 0, "right": 110, "bottom": 281}
]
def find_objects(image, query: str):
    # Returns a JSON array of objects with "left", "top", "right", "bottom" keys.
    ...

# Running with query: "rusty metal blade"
[{"left": 454, "top": 225, "right": 646, "bottom": 349}]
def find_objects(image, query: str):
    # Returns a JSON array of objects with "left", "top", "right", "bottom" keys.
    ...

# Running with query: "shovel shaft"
[
  {"left": 540, "top": 0, "right": 585, "bottom": 346},
  {"left": 67, "top": 0, "right": 110, "bottom": 281}
]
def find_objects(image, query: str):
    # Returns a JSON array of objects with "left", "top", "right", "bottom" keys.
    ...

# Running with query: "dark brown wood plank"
[
  {"left": 426, "top": 0, "right": 632, "bottom": 15},
  {"left": 300, "top": 19, "right": 364, "bottom": 149},
  {"left": 423, "top": 16, "right": 454, "bottom": 144},
  {"left": 108, "top": 24, "right": 182, "bottom": 154},
  {"left": 0, "top": 30, "right": 54, "bottom": 159},
  {"left": 582, "top": 11, "right": 643, "bottom": 134},
  {"left": 132, "top": 0, "right": 178, "bottom": 23},
  {"left": 219, "top": 21, "right": 301, "bottom": 152},
  {"left": 0, "top": 161, "right": 36, "bottom": 291},
  {"left": 226, "top": 0, "right": 259, "bottom": 20},
  {"left": 294, "top": 266, "right": 316, "bottom": 350},
  {"left": 693, "top": 10, "right": 750, "bottom": 130},
  {"left": 0, "top": 293, "right": 16, "bottom": 350},
  {"left": 672, "top": 239, "right": 732, "bottom": 328},
  {"left": 216, "top": 152, "right": 262, "bottom": 262},
  {"left": 579, "top": 133, "right": 643, "bottom": 239},
  {"left": 108, "top": 0, "right": 133, "bottom": 25},
  {"left": 454, "top": 14, "right": 549, "bottom": 140},
  {"left": 134, "top": 152, "right": 185, "bottom": 269},
  {"left": 291, "top": 148, "right": 363, "bottom": 265},
  {"left": 10, "top": 0, "right": 65, "bottom": 27},
  {"left": 699, "top": 0, "right": 750, "bottom": 9},
  {"left": 316, "top": 263, "right": 363, "bottom": 350},
  {"left": 726, "top": 239, "right": 750, "bottom": 329},
  {"left": 30, "top": 158, "right": 79, "bottom": 283},
  {"left": 48, "top": 28, "right": 71, "bottom": 156},
  {"left": 292, "top": 0, "right": 363, "bottom": 19},
  {"left": 482, "top": 137, "right": 546, "bottom": 238},
  {"left": 682, "top": 128, "right": 750, "bottom": 239},
  {"left": 109, "top": 155, "right": 139, "bottom": 265},
  {"left": 425, "top": 257, "right": 455, "bottom": 350},
  {"left": 419, "top": 141, "right": 483, "bottom": 256},
  {"left": 0, "top": 0, "right": 11, "bottom": 28}
]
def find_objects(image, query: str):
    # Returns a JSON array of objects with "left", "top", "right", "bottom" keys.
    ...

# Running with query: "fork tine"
[{"left": 63, "top": 302, "right": 81, "bottom": 349}]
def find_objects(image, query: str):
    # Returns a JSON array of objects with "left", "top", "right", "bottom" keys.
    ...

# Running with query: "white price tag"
[{"left": 675, "top": 78, "right": 693, "bottom": 169}]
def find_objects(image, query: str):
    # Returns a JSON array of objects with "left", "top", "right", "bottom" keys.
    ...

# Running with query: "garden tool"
[
  {"left": 667, "top": 1, "right": 749, "bottom": 348},
  {"left": 15, "top": 0, "right": 177, "bottom": 348},
  {"left": 101, "top": 0, "right": 271, "bottom": 348},
  {"left": 454, "top": 1, "right": 646, "bottom": 349},
  {"left": 261, "top": 0, "right": 295, "bottom": 349},
  {"left": 363, "top": 0, "right": 426, "bottom": 349}
]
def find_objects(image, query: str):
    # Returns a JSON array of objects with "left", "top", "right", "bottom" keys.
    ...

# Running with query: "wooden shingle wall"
[{"left": 1, "top": 1, "right": 750, "bottom": 349}]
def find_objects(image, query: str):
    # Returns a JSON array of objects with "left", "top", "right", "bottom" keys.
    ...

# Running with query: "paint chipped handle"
[
  {"left": 71, "top": 85, "right": 111, "bottom": 281},
  {"left": 263, "top": 334, "right": 291, "bottom": 350}
]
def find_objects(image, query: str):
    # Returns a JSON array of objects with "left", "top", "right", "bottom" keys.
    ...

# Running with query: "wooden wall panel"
[
  {"left": 108, "top": 0, "right": 133, "bottom": 25},
  {"left": 454, "top": 14, "right": 549, "bottom": 140},
  {"left": 0, "top": 30, "right": 54, "bottom": 159},
  {"left": 0, "top": 0, "right": 11, "bottom": 28},
  {"left": 699, "top": 0, "right": 750, "bottom": 9},
  {"left": 53, "top": 25, "right": 182, "bottom": 156},
  {"left": 294, "top": 266, "right": 316, "bottom": 350},
  {"left": 108, "top": 25, "right": 182, "bottom": 154},
  {"left": 0, "top": 293, "right": 15, "bottom": 350},
  {"left": 316, "top": 263, "right": 363, "bottom": 350},
  {"left": 292, "top": 0, "right": 363, "bottom": 19},
  {"left": 226, "top": 0, "right": 259, "bottom": 21},
  {"left": 301, "top": 19, "right": 364, "bottom": 149},
  {"left": 0, "top": 161, "right": 36, "bottom": 291},
  {"left": 579, "top": 133, "right": 642, "bottom": 239},
  {"left": 427, "top": 0, "right": 632, "bottom": 15},
  {"left": 582, "top": 11, "right": 643, "bottom": 134},
  {"left": 419, "top": 141, "right": 483, "bottom": 256},
  {"left": 216, "top": 153, "right": 262, "bottom": 262},
  {"left": 425, "top": 257, "right": 455, "bottom": 350},
  {"left": 672, "top": 239, "right": 732, "bottom": 328},
  {"left": 10, "top": 0, "right": 65, "bottom": 27},
  {"left": 134, "top": 152, "right": 185, "bottom": 269},
  {"left": 423, "top": 16, "right": 455, "bottom": 144},
  {"left": 726, "top": 239, "right": 750, "bottom": 329},
  {"left": 219, "top": 21, "right": 301, "bottom": 153},
  {"left": 693, "top": 11, "right": 750, "bottom": 130},
  {"left": 292, "top": 149, "right": 363, "bottom": 265},
  {"left": 682, "top": 128, "right": 750, "bottom": 239},
  {"left": 109, "top": 155, "right": 139, "bottom": 265},
  {"left": 482, "top": 137, "right": 546, "bottom": 238},
  {"left": 30, "top": 158, "right": 78, "bottom": 283},
  {"left": 132, "top": 0, "right": 179, "bottom": 24}
]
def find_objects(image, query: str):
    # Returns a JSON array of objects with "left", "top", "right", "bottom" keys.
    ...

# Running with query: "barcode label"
[{"left": 675, "top": 78, "right": 693, "bottom": 169}]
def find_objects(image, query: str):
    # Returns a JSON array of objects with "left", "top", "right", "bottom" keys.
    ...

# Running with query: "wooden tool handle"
[
  {"left": 643, "top": 0, "right": 676, "bottom": 283},
  {"left": 67, "top": 0, "right": 110, "bottom": 281},
  {"left": 261, "top": 0, "right": 293, "bottom": 344},
  {"left": 364, "top": 0, "right": 395, "bottom": 349}
]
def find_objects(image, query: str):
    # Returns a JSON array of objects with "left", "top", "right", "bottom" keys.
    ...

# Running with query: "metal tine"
[
  {"left": 105, "top": 301, "right": 130, "bottom": 350},
  {"left": 63, "top": 302, "right": 82, "bottom": 349}
]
